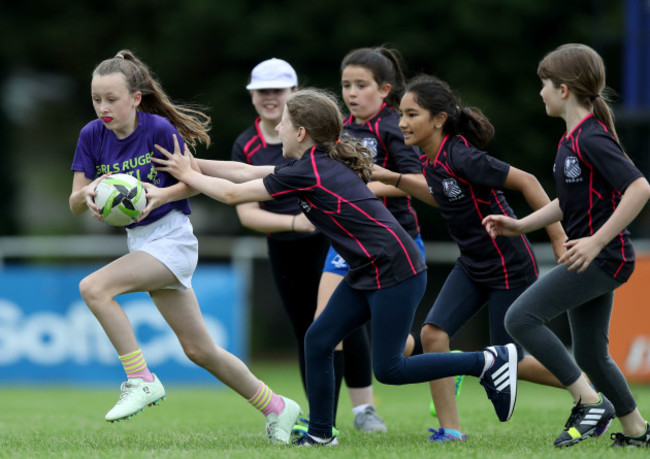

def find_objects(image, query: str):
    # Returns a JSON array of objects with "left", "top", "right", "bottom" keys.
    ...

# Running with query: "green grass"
[{"left": 1, "top": 360, "right": 649, "bottom": 458}]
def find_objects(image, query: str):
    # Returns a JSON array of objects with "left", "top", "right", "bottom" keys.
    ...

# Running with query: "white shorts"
[{"left": 126, "top": 210, "right": 198, "bottom": 290}]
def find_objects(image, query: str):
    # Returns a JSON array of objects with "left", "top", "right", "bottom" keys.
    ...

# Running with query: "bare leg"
[
  {"left": 618, "top": 408, "right": 648, "bottom": 437},
  {"left": 403, "top": 333, "right": 415, "bottom": 357},
  {"left": 152, "top": 287, "right": 260, "bottom": 398},
  {"left": 421, "top": 324, "right": 460, "bottom": 431},
  {"left": 79, "top": 251, "right": 177, "bottom": 355},
  {"left": 566, "top": 374, "right": 600, "bottom": 404},
  {"left": 518, "top": 355, "right": 563, "bottom": 388}
]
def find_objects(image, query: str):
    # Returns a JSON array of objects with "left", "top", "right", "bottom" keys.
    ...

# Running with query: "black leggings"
[
  {"left": 267, "top": 233, "right": 373, "bottom": 398},
  {"left": 267, "top": 234, "right": 329, "bottom": 394}
]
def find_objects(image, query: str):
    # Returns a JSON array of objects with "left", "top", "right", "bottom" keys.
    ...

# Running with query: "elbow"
[
  {"left": 642, "top": 178, "right": 650, "bottom": 197},
  {"left": 523, "top": 171, "right": 542, "bottom": 187},
  {"left": 632, "top": 177, "right": 650, "bottom": 202},
  {"left": 69, "top": 198, "right": 84, "bottom": 216},
  {"left": 221, "top": 190, "right": 242, "bottom": 205},
  {"left": 70, "top": 205, "right": 85, "bottom": 217}
]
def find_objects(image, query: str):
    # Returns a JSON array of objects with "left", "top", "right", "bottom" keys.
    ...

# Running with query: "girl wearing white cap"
[{"left": 229, "top": 58, "right": 383, "bottom": 433}]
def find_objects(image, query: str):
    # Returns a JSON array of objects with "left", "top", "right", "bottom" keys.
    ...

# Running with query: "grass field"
[{"left": 1, "top": 360, "right": 649, "bottom": 458}]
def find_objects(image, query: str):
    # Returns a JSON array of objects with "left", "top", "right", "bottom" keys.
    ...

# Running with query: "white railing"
[{"left": 1, "top": 235, "right": 649, "bottom": 266}]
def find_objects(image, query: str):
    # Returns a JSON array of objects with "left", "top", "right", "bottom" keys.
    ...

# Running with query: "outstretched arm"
[
  {"left": 502, "top": 166, "right": 567, "bottom": 259},
  {"left": 371, "top": 165, "right": 437, "bottom": 207},
  {"left": 236, "top": 202, "right": 315, "bottom": 234},
  {"left": 483, "top": 199, "right": 563, "bottom": 239},
  {"left": 195, "top": 158, "right": 275, "bottom": 183},
  {"left": 152, "top": 135, "right": 273, "bottom": 205}
]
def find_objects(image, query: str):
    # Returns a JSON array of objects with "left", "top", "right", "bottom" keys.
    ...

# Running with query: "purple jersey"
[
  {"left": 424, "top": 135, "right": 538, "bottom": 289},
  {"left": 71, "top": 112, "right": 191, "bottom": 228},
  {"left": 343, "top": 103, "right": 421, "bottom": 238},
  {"left": 263, "top": 146, "right": 426, "bottom": 290},
  {"left": 553, "top": 114, "right": 643, "bottom": 282},
  {"left": 231, "top": 118, "right": 306, "bottom": 240}
]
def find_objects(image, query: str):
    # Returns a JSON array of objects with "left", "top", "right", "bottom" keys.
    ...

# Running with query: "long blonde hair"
[
  {"left": 285, "top": 89, "right": 373, "bottom": 183},
  {"left": 93, "top": 50, "right": 211, "bottom": 148}
]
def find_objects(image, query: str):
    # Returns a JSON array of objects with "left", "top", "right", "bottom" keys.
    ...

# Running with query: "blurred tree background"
[
  {"left": 1, "top": 0, "right": 648, "bottom": 355},
  {"left": 1, "top": 0, "right": 641, "bottom": 239}
]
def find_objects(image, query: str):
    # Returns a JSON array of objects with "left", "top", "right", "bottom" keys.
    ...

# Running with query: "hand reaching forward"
[
  {"left": 482, "top": 214, "right": 523, "bottom": 239},
  {"left": 151, "top": 134, "right": 194, "bottom": 182}
]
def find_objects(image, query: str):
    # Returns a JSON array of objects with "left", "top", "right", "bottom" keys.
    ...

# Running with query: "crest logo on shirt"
[
  {"left": 564, "top": 156, "right": 583, "bottom": 183},
  {"left": 361, "top": 138, "right": 378, "bottom": 159},
  {"left": 442, "top": 178, "right": 463, "bottom": 200}
]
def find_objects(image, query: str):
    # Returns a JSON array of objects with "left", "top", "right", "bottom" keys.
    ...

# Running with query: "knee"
[
  {"left": 181, "top": 343, "right": 211, "bottom": 367},
  {"left": 420, "top": 324, "right": 449, "bottom": 353},
  {"left": 504, "top": 307, "right": 525, "bottom": 338},
  {"left": 304, "top": 325, "right": 332, "bottom": 359},
  {"left": 373, "top": 365, "right": 401, "bottom": 385},
  {"left": 79, "top": 275, "right": 109, "bottom": 307}
]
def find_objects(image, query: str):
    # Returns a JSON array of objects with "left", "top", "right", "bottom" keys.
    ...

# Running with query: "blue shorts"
[{"left": 322, "top": 234, "right": 426, "bottom": 276}]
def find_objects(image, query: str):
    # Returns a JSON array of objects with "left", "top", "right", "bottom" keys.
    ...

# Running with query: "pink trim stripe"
[
  {"left": 572, "top": 129, "right": 596, "bottom": 235},
  {"left": 433, "top": 138, "right": 511, "bottom": 288},
  {"left": 254, "top": 118, "right": 268, "bottom": 148},
  {"left": 269, "top": 147, "right": 419, "bottom": 287}
]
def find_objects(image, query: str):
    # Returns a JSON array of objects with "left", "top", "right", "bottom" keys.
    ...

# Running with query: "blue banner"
[{"left": 0, "top": 264, "right": 246, "bottom": 385}]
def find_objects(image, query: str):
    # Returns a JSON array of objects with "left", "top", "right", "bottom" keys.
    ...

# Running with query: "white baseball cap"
[{"left": 246, "top": 58, "right": 298, "bottom": 90}]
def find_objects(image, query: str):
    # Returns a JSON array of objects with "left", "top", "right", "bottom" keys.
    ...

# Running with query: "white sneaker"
[
  {"left": 105, "top": 374, "right": 166, "bottom": 422},
  {"left": 266, "top": 396, "right": 301, "bottom": 444}
]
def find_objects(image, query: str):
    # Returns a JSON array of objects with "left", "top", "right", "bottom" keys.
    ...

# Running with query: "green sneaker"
[
  {"left": 430, "top": 350, "right": 464, "bottom": 417},
  {"left": 292, "top": 415, "right": 339, "bottom": 438}
]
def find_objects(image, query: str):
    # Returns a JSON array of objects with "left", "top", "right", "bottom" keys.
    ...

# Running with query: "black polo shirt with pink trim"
[
  {"left": 553, "top": 114, "right": 642, "bottom": 282},
  {"left": 424, "top": 135, "right": 538, "bottom": 289},
  {"left": 343, "top": 104, "right": 421, "bottom": 238},
  {"left": 263, "top": 146, "right": 426, "bottom": 290}
]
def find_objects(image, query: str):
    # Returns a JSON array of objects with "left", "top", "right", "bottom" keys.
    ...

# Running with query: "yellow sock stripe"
[
  {"left": 567, "top": 427, "right": 581, "bottom": 439},
  {"left": 124, "top": 359, "right": 147, "bottom": 374},
  {"left": 119, "top": 349, "right": 142, "bottom": 361},
  {"left": 252, "top": 385, "right": 271, "bottom": 410},
  {"left": 119, "top": 350, "right": 147, "bottom": 374},
  {"left": 249, "top": 383, "right": 272, "bottom": 410}
]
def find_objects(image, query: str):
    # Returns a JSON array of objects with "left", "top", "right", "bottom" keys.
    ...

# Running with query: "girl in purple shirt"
[
  {"left": 69, "top": 50, "right": 301, "bottom": 444},
  {"left": 153, "top": 88, "right": 520, "bottom": 446}
]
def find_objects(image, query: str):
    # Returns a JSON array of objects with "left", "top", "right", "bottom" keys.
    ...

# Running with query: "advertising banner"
[
  {"left": 611, "top": 256, "right": 650, "bottom": 382},
  {"left": 0, "top": 264, "right": 246, "bottom": 385}
]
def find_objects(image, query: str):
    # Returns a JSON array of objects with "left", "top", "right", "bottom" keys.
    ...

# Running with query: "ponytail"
[
  {"left": 406, "top": 75, "right": 495, "bottom": 148},
  {"left": 452, "top": 107, "right": 495, "bottom": 149},
  {"left": 328, "top": 135, "right": 374, "bottom": 183},
  {"left": 93, "top": 50, "right": 211, "bottom": 148}
]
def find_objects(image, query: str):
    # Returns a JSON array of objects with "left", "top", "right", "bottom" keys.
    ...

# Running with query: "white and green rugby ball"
[{"left": 94, "top": 173, "right": 146, "bottom": 226}]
